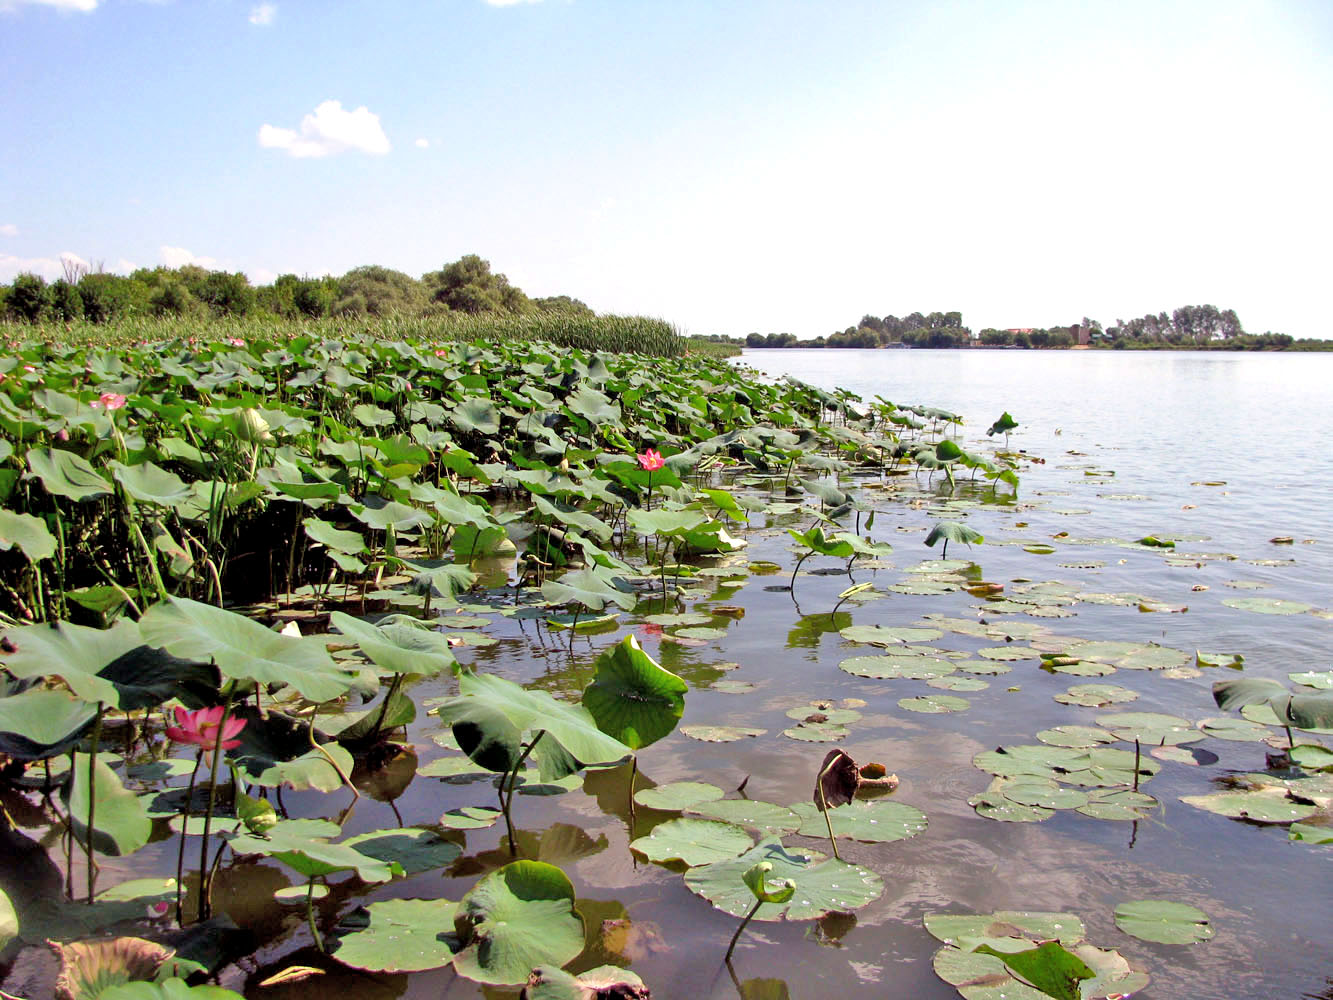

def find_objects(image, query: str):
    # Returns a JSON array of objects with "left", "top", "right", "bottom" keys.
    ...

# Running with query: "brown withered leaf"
[{"left": 814, "top": 748, "right": 859, "bottom": 811}]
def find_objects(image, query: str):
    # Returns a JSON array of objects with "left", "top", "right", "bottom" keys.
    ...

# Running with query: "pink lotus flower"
[
  {"left": 56, "top": 428, "right": 69, "bottom": 442},
  {"left": 91, "top": 392, "right": 127, "bottom": 411},
  {"left": 637, "top": 448, "right": 665, "bottom": 472},
  {"left": 640, "top": 622, "right": 664, "bottom": 638},
  {"left": 22, "top": 365, "right": 37, "bottom": 374},
  {"left": 165, "top": 706, "right": 247, "bottom": 750},
  {"left": 227, "top": 337, "right": 246, "bottom": 347}
]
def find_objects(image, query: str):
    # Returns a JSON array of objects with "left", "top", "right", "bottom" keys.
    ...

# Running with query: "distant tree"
[
  {"left": 1047, "top": 329, "right": 1073, "bottom": 348},
  {"left": 196, "top": 271, "right": 254, "bottom": 317},
  {"left": 8, "top": 274, "right": 51, "bottom": 323},
  {"left": 980, "top": 329, "right": 1012, "bottom": 346},
  {"left": 423, "top": 254, "right": 529, "bottom": 314},
  {"left": 746, "top": 332, "right": 766, "bottom": 347},
  {"left": 533, "top": 295, "right": 594, "bottom": 316},
  {"left": 336, "top": 265, "right": 426, "bottom": 317},
  {"left": 50, "top": 279, "right": 84, "bottom": 321},
  {"left": 150, "top": 279, "right": 196, "bottom": 317},
  {"left": 78, "top": 273, "right": 149, "bottom": 322}
]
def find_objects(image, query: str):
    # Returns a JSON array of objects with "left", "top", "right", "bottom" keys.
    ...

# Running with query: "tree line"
[{"left": 0, "top": 254, "right": 593, "bottom": 325}]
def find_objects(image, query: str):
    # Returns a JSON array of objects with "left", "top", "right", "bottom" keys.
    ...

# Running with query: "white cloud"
[
  {"left": 160, "top": 246, "right": 219, "bottom": 269},
  {"left": 414, "top": 138, "right": 430, "bottom": 148},
  {"left": 0, "top": 251, "right": 86, "bottom": 282},
  {"left": 0, "top": 224, "right": 17, "bottom": 237},
  {"left": 248, "top": 3, "right": 274, "bottom": 26},
  {"left": 258, "top": 100, "right": 391, "bottom": 158},
  {"left": 1, "top": 0, "right": 99, "bottom": 12}
]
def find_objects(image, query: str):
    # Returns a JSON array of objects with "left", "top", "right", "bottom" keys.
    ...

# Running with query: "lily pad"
[
  {"left": 790, "top": 799, "right": 928, "bottom": 843},
  {"left": 899, "top": 695, "right": 970, "bottom": 714},
  {"left": 1076, "top": 789, "right": 1157, "bottom": 821},
  {"left": 688, "top": 799, "right": 801, "bottom": 837},
  {"left": 1113, "top": 899, "right": 1214, "bottom": 945},
  {"left": 839, "top": 625, "right": 943, "bottom": 645},
  {"left": 332, "top": 898, "right": 460, "bottom": 973},
  {"left": 679, "top": 724, "right": 766, "bottom": 742},
  {"left": 1180, "top": 786, "right": 1317, "bottom": 824},
  {"left": 839, "top": 654, "right": 955, "bottom": 680},
  {"left": 684, "top": 838, "right": 883, "bottom": 921},
  {"left": 629, "top": 817, "right": 753, "bottom": 867},
  {"left": 1054, "top": 684, "right": 1138, "bottom": 708},
  {"left": 632, "top": 781, "right": 725, "bottom": 812},
  {"left": 1198, "top": 717, "right": 1272, "bottom": 742},
  {"left": 1096, "top": 711, "right": 1203, "bottom": 746},
  {"left": 1221, "top": 597, "right": 1313, "bottom": 615}
]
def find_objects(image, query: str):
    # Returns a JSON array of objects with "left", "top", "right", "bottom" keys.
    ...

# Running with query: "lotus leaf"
[
  {"left": 341, "top": 828, "right": 463, "bottom": 874},
  {"left": 688, "top": 799, "right": 802, "bottom": 837},
  {"left": 1054, "top": 684, "right": 1138, "bottom": 708},
  {"left": 790, "top": 799, "right": 927, "bottom": 843},
  {"left": 629, "top": 817, "right": 753, "bottom": 866},
  {"left": 451, "top": 860, "right": 585, "bottom": 985},
  {"left": 632, "top": 781, "right": 725, "bottom": 811},
  {"left": 332, "top": 898, "right": 459, "bottom": 973},
  {"left": 684, "top": 838, "right": 883, "bottom": 921},
  {"left": 899, "top": 694, "right": 970, "bottom": 714},
  {"left": 65, "top": 753, "right": 152, "bottom": 857},
  {"left": 679, "top": 724, "right": 766, "bottom": 742},
  {"left": 1113, "top": 899, "right": 1213, "bottom": 944}
]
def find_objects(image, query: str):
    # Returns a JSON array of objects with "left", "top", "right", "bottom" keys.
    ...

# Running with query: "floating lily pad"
[
  {"left": 679, "top": 725, "right": 766, "bottom": 742},
  {"left": 784, "top": 705, "right": 862, "bottom": 725},
  {"left": 1180, "top": 787, "right": 1317, "bottom": 824},
  {"left": 1037, "top": 726, "right": 1117, "bottom": 748},
  {"left": 688, "top": 799, "right": 801, "bottom": 837},
  {"left": 839, "top": 625, "right": 943, "bottom": 645},
  {"left": 1049, "top": 660, "right": 1115, "bottom": 677},
  {"left": 673, "top": 626, "right": 728, "bottom": 641},
  {"left": 928, "top": 675, "right": 990, "bottom": 692},
  {"left": 1221, "top": 597, "right": 1313, "bottom": 615},
  {"left": 684, "top": 838, "right": 883, "bottom": 921},
  {"left": 435, "top": 807, "right": 504, "bottom": 830},
  {"left": 899, "top": 695, "right": 970, "bottom": 714},
  {"left": 782, "top": 723, "right": 850, "bottom": 742},
  {"left": 840, "top": 654, "right": 955, "bottom": 680},
  {"left": 1113, "top": 900, "right": 1214, "bottom": 945},
  {"left": 331, "top": 898, "right": 459, "bottom": 973},
  {"left": 1289, "top": 822, "right": 1333, "bottom": 844},
  {"left": 1076, "top": 789, "right": 1157, "bottom": 821},
  {"left": 1198, "top": 717, "right": 1272, "bottom": 742},
  {"left": 629, "top": 817, "right": 753, "bottom": 867},
  {"left": 710, "top": 679, "right": 757, "bottom": 694},
  {"left": 1054, "top": 684, "right": 1138, "bottom": 708},
  {"left": 633, "top": 781, "right": 725, "bottom": 812},
  {"left": 1097, "top": 711, "right": 1203, "bottom": 745},
  {"left": 1000, "top": 780, "right": 1088, "bottom": 810},
  {"left": 977, "top": 646, "right": 1039, "bottom": 661},
  {"left": 969, "top": 782, "right": 1054, "bottom": 823},
  {"left": 1291, "top": 671, "right": 1333, "bottom": 691},
  {"left": 956, "top": 660, "right": 1013, "bottom": 676},
  {"left": 790, "top": 799, "right": 927, "bottom": 843}
]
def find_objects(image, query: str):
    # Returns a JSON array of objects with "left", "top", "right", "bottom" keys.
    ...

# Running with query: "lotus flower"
[
  {"left": 165, "top": 706, "right": 247, "bottom": 750},
  {"left": 227, "top": 337, "right": 246, "bottom": 347},
  {"left": 637, "top": 448, "right": 665, "bottom": 472},
  {"left": 91, "top": 392, "right": 127, "bottom": 411}
]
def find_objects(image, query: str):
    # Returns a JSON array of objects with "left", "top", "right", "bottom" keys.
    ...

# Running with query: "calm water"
[{"left": 62, "top": 350, "right": 1330, "bottom": 1000}]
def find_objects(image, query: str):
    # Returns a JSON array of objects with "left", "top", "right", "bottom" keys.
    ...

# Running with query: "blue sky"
[{"left": 2, "top": 0, "right": 1330, "bottom": 338}]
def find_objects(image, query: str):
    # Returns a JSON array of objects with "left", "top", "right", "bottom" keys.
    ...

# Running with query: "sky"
[{"left": 2, "top": 0, "right": 1331, "bottom": 338}]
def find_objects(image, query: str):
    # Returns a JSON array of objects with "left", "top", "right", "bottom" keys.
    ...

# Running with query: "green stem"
[
  {"left": 306, "top": 877, "right": 324, "bottom": 952},
  {"left": 85, "top": 703, "right": 105, "bottom": 903},
  {"left": 724, "top": 898, "right": 763, "bottom": 963},
  {"left": 175, "top": 749, "right": 204, "bottom": 923},
  {"left": 196, "top": 687, "right": 236, "bottom": 922},
  {"left": 501, "top": 731, "right": 544, "bottom": 857},
  {"left": 307, "top": 708, "right": 359, "bottom": 801}
]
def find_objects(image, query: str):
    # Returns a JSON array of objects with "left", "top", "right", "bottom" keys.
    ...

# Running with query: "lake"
[{"left": 22, "top": 347, "right": 1327, "bottom": 1000}]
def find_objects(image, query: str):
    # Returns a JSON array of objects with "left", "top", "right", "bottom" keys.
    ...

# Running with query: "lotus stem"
[
  {"left": 85, "top": 702, "right": 104, "bottom": 903},
  {"left": 501, "top": 730, "right": 544, "bottom": 857},
  {"left": 175, "top": 748, "right": 204, "bottom": 923},
  {"left": 306, "top": 877, "right": 324, "bottom": 952},
  {"left": 628, "top": 756, "right": 638, "bottom": 831},
  {"left": 816, "top": 757, "right": 841, "bottom": 861},
  {"left": 1133, "top": 738, "right": 1141, "bottom": 792},
  {"left": 724, "top": 898, "right": 763, "bottom": 963},
  {"left": 789, "top": 553, "right": 810, "bottom": 595},
  {"left": 307, "top": 708, "right": 358, "bottom": 802},
  {"left": 196, "top": 687, "right": 237, "bottom": 921}
]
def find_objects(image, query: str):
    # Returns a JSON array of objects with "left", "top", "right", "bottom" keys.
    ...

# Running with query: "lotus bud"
[{"left": 234, "top": 407, "right": 275, "bottom": 444}]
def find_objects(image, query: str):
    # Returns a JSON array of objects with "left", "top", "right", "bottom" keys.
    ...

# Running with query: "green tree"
[
  {"left": 78, "top": 273, "right": 149, "bottom": 322},
  {"left": 7, "top": 273, "right": 51, "bottom": 322},
  {"left": 423, "top": 254, "right": 529, "bottom": 314},
  {"left": 335, "top": 265, "right": 425, "bottom": 316},
  {"left": 50, "top": 278, "right": 84, "bottom": 321},
  {"left": 533, "top": 294, "right": 593, "bottom": 316}
]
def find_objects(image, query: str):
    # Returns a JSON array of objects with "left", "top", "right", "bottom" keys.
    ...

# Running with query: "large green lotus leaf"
[
  {"left": 633, "top": 781, "right": 724, "bottom": 812},
  {"left": 1036, "top": 726, "right": 1116, "bottom": 748},
  {"left": 351, "top": 403, "right": 395, "bottom": 427},
  {"left": 790, "top": 800, "right": 927, "bottom": 843},
  {"left": 0, "top": 887, "right": 17, "bottom": 953},
  {"left": 684, "top": 838, "right": 882, "bottom": 921},
  {"left": 235, "top": 742, "right": 355, "bottom": 793},
  {"left": 0, "top": 688, "right": 97, "bottom": 760},
  {"left": 1075, "top": 789, "right": 1158, "bottom": 821},
  {"left": 563, "top": 383, "right": 621, "bottom": 424},
  {"left": 925, "top": 519, "right": 984, "bottom": 554},
  {"left": 972, "top": 745, "right": 1089, "bottom": 780},
  {"left": 450, "top": 397, "right": 500, "bottom": 436},
  {"left": 532, "top": 494, "right": 613, "bottom": 543},
  {"left": 27, "top": 447, "right": 113, "bottom": 501},
  {"left": 1289, "top": 822, "right": 1333, "bottom": 844},
  {"left": 329, "top": 611, "right": 457, "bottom": 677},
  {"left": 977, "top": 646, "right": 1039, "bottom": 662},
  {"left": 787, "top": 526, "right": 854, "bottom": 558},
  {"left": 582, "top": 635, "right": 687, "bottom": 750},
  {"left": 2, "top": 619, "right": 143, "bottom": 706},
  {"left": 1198, "top": 717, "right": 1271, "bottom": 742},
  {"left": 341, "top": 828, "right": 462, "bottom": 874},
  {"left": 899, "top": 694, "right": 970, "bottom": 714},
  {"left": 969, "top": 781, "right": 1055, "bottom": 823},
  {"left": 451, "top": 861, "right": 585, "bottom": 986},
  {"left": 839, "top": 624, "right": 942, "bottom": 645},
  {"left": 1180, "top": 786, "right": 1317, "bottom": 824},
  {"left": 331, "top": 898, "right": 459, "bottom": 973},
  {"left": 140, "top": 596, "right": 358, "bottom": 702},
  {"left": 331, "top": 688, "right": 416, "bottom": 746},
  {"left": 437, "top": 697, "right": 524, "bottom": 774},
  {"left": 630, "top": 817, "right": 753, "bottom": 866},
  {"left": 351, "top": 499, "right": 435, "bottom": 532},
  {"left": 436, "top": 671, "right": 629, "bottom": 771},
  {"left": 65, "top": 753, "right": 152, "bottom": 857},
  {"left": 973, "top": 940, "right": 1095, "bottom": 1000},
  {"left": 432, "top": 489, "right": 498, "bottom": 529},
  {"left": 1096, "top": 711, "right": 1203, "bottom": 746},
  {"left": 1285, "top": 694, "right": 1333, "bottom": 731},
  {"left": 679, "top": 724, "right": 766, "bottom": 742},
  {"left": 1211, "top": 677, "right": 1288, "bottom": 711},
  {"left": 303, "top": 518, "right": 368, "bottom": 555},
  {"left": 541, "top": 566, "right": 637, "bottom": 613},
  {"left": 688, "top": 799, "right": 802, "bottom": 837},
  {"left": 999, "top": 780, "right": 1088, "bottom": 810},
  {"left": 1291, "top": 670, "right": 1333, "bottom": 690},
  {"left": 228, "top": 819, "right": 403, "bottom": 882},
  {"left": 109, "top": 460, "right": 192, "bottom": 507},
  {"left": 626, "top": 508, "right": 706, "bottom": 536},
  {"left": 0, "top": 510, "right": 56, "bottom": 562},
  {"left": 1113, "top": 899, "right": 1213, "bottom": 944}
]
